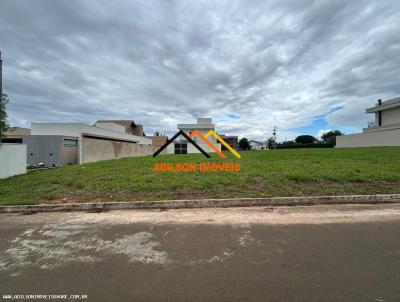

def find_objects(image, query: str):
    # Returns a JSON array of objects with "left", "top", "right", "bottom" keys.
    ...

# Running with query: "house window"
[
  {"left": 174, "top": 143, "right": 187, "bottom": 154},
  {"left": 64, "top": 139, "right": 78, "bottom": 146}
]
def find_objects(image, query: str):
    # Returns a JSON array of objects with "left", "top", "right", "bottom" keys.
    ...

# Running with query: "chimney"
[{"left": 378, "top": 99, "right": 382, "bottom": 105}]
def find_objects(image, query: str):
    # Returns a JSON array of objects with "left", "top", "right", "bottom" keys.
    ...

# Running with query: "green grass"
[{"left": 1, "top": 147, "right": 400, "bottom": 205}]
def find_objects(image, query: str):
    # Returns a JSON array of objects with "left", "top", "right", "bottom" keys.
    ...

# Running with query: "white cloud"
[{"left": 1, "top": 0, "right": 399, "bottom": 139}]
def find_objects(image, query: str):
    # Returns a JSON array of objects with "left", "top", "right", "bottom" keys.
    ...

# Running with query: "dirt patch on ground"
[
  {"left": 3, "top": 204, "right": 400, "bottom": 226},
  {"left": 67, "top": 204, "right": 400, "bottom": 226}
]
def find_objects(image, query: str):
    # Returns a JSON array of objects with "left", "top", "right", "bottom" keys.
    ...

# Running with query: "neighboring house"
[
  {"left": 249, "top": 140, "right": 267, "bottom": 150},
  {"left": 29, "top": 122, "right": 153, "bottom": 165},
  {"left": 2, "top": 127, "right": 80, "bottom": 166},
  {"left": 147, "top": 136, "right": 168, "bottom": 148},
  {"left": 23, "top": 135, "right": 79, "bottom": 167},
  {"left": 220, "top": 135, "right": 239, "bottom": 151},
  {"left": 2, "top": 127, "right": 31, "bottom": 143},
  {"left": 166, "top": 118, "right": 222, "bottom": 154},
  {"left": 94, "top": 120, "right": 144, "bottom": 136},
  {"left": 337, "top": 97, "right": 400, "bottom": 147}
]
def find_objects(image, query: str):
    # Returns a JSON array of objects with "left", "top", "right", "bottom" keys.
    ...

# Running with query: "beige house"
[
  {"left": 249, "top": 140, "right": 268, "bottom": 150},
  {"left": 94, "top": 120, "right": 144, "bottom": 136},
  {"left": 337, "top": 97, "right": 400, "bottom": 148},
  {"left": 147, "top": 136, "right": 168, "bottom": 148},
  {"left": 30, "top": 122, "right": 153, "bottom": 164},
  {"left": 166, "top": 118, "right": 221, "bottom": 154},
  {"left": 2, "top": 127, "right": 31, "bottom": 143}
]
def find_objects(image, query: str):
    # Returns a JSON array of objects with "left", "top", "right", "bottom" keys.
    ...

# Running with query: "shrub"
[
  {"left": 276, "top": 143, "right": 334, "bottom": 149},
  {"left": 295, "top": 135, "right": 318, "bottom": 144}
]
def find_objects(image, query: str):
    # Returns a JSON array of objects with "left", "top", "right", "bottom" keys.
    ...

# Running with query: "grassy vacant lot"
[{"left": 1, "top": 147, "right": 400, "bottom": 205}]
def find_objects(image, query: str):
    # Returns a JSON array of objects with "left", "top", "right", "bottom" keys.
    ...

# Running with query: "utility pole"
[
  {"left": 0, "top": 50, "right": 3, "bottom": 145},
  {"left": 272, "top": 126, "right": 277, "bottom": 149}
]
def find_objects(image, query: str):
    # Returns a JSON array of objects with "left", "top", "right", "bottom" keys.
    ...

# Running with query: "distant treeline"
[{"left": 276, "top": 143, "right": 334, "bottom": 149}]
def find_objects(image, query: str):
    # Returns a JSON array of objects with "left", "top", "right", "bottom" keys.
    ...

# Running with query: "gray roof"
[{"left": 366, "top": 97, "right": 400, "bottom": 113}]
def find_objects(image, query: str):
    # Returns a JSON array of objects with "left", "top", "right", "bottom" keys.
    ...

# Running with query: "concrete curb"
[{"left": 1, "top": 194, "right": 400, "bottom": 214}]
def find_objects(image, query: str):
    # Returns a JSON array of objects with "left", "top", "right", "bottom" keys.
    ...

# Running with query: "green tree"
[
  {"left": 266, "top": 137, "right": 275, "bottom": 149},
  {"left": 0, "top": 93, "right": 9, "bottom": 138},
  {"left": 280, "top": 140, "right": 295, "bottom": 145},
  {"left": 295, "top": 135, "right": 317, "bottom": 144},
  {"left": 239, "top": 137, "right": 250, "bottom": 150},
  {"left": 321, "top": 130, "right": 343, "bottom": 145}
]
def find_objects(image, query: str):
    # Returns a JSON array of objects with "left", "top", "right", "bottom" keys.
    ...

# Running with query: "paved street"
[{"left": 1, "top": 204, "right": 400, "bottom": 302}]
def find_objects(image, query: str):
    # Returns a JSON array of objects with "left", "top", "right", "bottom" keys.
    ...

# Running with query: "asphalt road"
[{"left": 1, "top": 204, "right": 400, "bottom": 302}]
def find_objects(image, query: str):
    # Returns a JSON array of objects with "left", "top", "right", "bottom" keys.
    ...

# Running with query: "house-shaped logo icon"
[
  {"left": 153, "top": 130, "right": 211, "bottom": 158},
  {"left": 153, "top": 129, "right": 240, "bottom": 159}
]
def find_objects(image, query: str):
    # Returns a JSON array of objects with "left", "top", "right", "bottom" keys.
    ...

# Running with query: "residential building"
[
  {"left": 1, "top": 127, "right": 80, "bottom": 166},
  {"left": 166, "top": 118, "right": 221, "bottom": 154},
  {"left": 337, "top": 97, "right": 400, "bottom": 147},
  {"left": 94, "top": 120, "right": 144, "bottom": 136},
  {"left": 249, "top": 140, "right": 267, "bottom": 150},
  {"left": 147, "top": 135, "right": 168, "bottom": 148},
  {"left": 30, "top": 122, "right": 153, "bottom": 164},
  {"left": 220, "top": 135, "right": 239, "bottom": 151},
  {"left": 23, "top": 135, "right": 79, "bottom": 167},
  {"left": 2, "top": 127, "right": 31, "bottom": 143}
]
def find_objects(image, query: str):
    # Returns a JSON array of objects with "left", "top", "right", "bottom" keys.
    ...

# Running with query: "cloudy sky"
[{"left": 1, "top": 0, "right": 400, "bottom": 141}]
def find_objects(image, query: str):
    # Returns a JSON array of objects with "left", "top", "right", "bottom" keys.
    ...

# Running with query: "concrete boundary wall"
[
  {"left": 337, "top": 128, "right": 400, "bottom": 147},
  {"left": 1, "top": 194, "right": 400, "bottom": 214},
  {"left": 32, "top": 123, "right": 151, "bottom": 144},
  {"left": 0, "top": 144, "right": 27, "bottom": 179},
  {"left": 82, "top": 136, "right": 155, "bottom": 163}
]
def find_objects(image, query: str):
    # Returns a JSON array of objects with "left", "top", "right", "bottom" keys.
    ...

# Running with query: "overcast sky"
[{"left": 1, "top": 0, "right": 399, "bottom": 141}]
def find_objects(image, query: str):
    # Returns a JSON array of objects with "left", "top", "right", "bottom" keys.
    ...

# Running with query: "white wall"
[
  {"left": 94, "top": 122, "right": 126, "bottom": 133},
  {"left": 336, "top": 128, "right": 400, "bottom": 147},
  {"left": 31, "top": 123, "right": 152, "bottom": 144},
  {"left": 197, "top": 118, "right": 212, "bottom": 124},
  {"left": 82, "top": 137, "right": 154, "bottom": 163},
  {"left": 165, "top": 142, "right": 221, "bottom": 154},
  {"left": 187, "top": 142, "right": 221, "bottom": 153},
  {"left": 32, "top": 123, "right": 152, "bottom": 164},
  {"left": 189, "top": 129, "right": 217, "bottom": 144},
  {"left": 177, "top": 128, "right": 218, "bottom": 144},
  {"left": 166, "top": 144, "right": 175, "bottom": 154},
  {"left": 249, "top": 142, "right": 265, "bottom": 150},
  {"left": 382, "top": 106, "right": 400, "bottom": 126},
  {"left": 375, "top": 112, "right": 380, "bottom": 126},
  {"left": 0, "top": 144, "right": 27, "bottom": 179}
]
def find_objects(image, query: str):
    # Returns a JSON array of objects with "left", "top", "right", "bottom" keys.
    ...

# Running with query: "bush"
[
  {"left": 295, "top": 135, "right": 318, "bottom": 144},
  {"left": 321, "top": 130, "right": 344, "bottom": 145},
  {"left": 239, "top": 137, "right": 251, "bottom": 150},
  {"left": 276, "top": 143, "right": 334, "bottom": 149}
]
